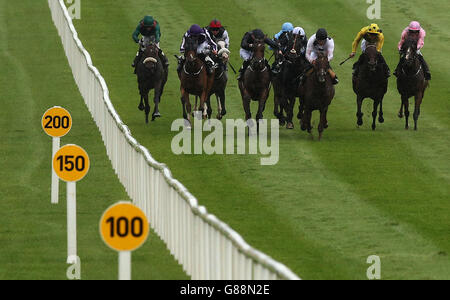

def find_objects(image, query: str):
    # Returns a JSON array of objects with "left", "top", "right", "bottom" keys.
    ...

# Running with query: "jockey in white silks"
[{"left": 304, "top": 28, "right": 339, "bottom": 84}]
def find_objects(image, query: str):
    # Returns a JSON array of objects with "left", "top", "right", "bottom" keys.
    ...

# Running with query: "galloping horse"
[
  {"left": 136, "top": 37, "right": 168, "bottom": 123},
  {"left": 195, "top": 40, "right": 229, "bottom": 120},
  {"left": 300, "top": 51, "right": 335, "bottom": 140},
  {"left": 280, "top": 32, "right": 308, "bottom": 129},
  {"left": 352, "top": 44, "right": 388, "bottom": 130},
  {"left": 238, "top": 39, "right": 271, "bottom": 126},
  {"left": 397, "top": 39, "right": 428, "bottom": 130}
]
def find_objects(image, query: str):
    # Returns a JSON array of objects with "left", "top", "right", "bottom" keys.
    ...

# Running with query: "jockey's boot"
[
  {"left": 377, "top": 54, "right": 391, "bottom": 78},
  {"left": 237, "top": 60, "right": 250, "bottom": 81},
  {"left": 132, "top": 50, "right": 143, "bottom": 68},
  {"left": 159, "top": 50, "right": 169, "bottom": 70},
  {"left": 332, "top": 75, "right": 339, "bottom": 85},
  {"left": 271, "top": 60, "right": 283, "bottom": 75},
  {"left": 176, "top": 55, "right": 185, "bottom": 73},
  {"left": 419, "top": 55, "right": 431, "bottom": 80},
  {"left": 205, "top": 56, "right": 217, "bottom": 75}
]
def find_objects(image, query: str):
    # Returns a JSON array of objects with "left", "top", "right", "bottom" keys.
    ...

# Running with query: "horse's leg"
[
  {"left": 215, "top": 94, "right": 222, "bottom": 120},
  {"left": 413, "top": 92, "right": 423, "bottom": 131},
  {"left": 286, "top": 96, "right": 295, "bottom": 129},
  {"left": 144, "top": 92, "right": 150, "bottom": 124},
  {"left": 297, "top": 97, "right": 304, "bottom": 121},
  {"left": 192, "top": 96, "right": 198, "bottom": 117},
  {"left": 218, "top": 89, "right": 226, "bottom": 117},
  {"left": 378, "top": 99, "right": 384, "bottom": 123},
  {"left": 200, "top": 90, "right": 209, "bottom": 120},
  {"left": 181, "top": 96, "right": 187, "bottom": 120},
  {"left": 402, "top": 95, "right": 410, "bottom": 130},
  {"left": 152, "top": 84, "right": 162, "bottom": 121},
  {"left": 371, "top": 100, "right": 380, "bottom": 130},
  {"left": 138, "top": 94, "right": 145, "bottom": 111},
  {"left": 356, "top": 95, "right": 364, "bottom": 127},
  {"left": 398, "top": 101, "right": 404, "bottom": 118},
  {"left": 318, "top": 107, "right": 328, "bottom": 140},
  {"left": 206, "top": 95, "right": 213, "bottom": 120}
]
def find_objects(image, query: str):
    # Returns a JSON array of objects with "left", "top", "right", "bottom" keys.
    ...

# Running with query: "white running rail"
[{"left": 48, "top": 0, "right": 300, "bottom": 280}]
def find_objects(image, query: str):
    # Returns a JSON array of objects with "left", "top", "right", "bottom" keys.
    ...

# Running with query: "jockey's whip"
[
  {"left": 228, "top": 62, "right": 237, "bottom": 74},
  {"left": 339, "top": 56, "right": 352, "bottom": 66}
]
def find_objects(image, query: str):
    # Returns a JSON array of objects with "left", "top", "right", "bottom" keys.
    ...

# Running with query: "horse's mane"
[{"left": 402, "top": 38, "right": 417, "bottom": 51}]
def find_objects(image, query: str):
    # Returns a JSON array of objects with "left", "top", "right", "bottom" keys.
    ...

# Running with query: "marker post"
[
  {"left": 53, "top": 144, "right": 90, "bottom": 263},
  {"left": 42, "top": 106, "right": 72, "bottom": 204},
  {"left": 100, "top": 202, "right": 149, "bottom": 280}
]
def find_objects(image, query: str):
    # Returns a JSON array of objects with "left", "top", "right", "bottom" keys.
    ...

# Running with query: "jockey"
[
  {"left": 238, "top": 29, "right": 279, "bottom": 80},
  {"left": 305, "top": 28, "right": 339, "bottom": 84},
  {"left": 272, "top": 22, "right": 294, "bottom": 74},
  {"left": 349, "top": 23, "right": 390, "bottom": 78},
  {"left": 178, "top": 24, "right": 218, "bottom": 75},
  {"left": 206, "top": 19, "right": 229, "bottom": 49},
  {"left": 395, "top": 21, "right": 431, "bottom": 80},
  {"left": 131, "top": 15, "right": 169, "bottom": 71},
  {"left": 292, "top": 27, "right": 308, "bottom": 56}
]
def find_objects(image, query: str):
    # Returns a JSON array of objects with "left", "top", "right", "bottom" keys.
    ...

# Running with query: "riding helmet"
[
  {"left": 189, "top": 24, "right": 204, "bottom": 35},
  {"left": 367, "top": 23, "right": 381, "bottom": 34},
  {"left": 209, "top": 19, "right": 222, "bottom": 28},
  {"left": 252, "top": 29, "right": 265, "bottom": 40},
  {"left": 143, "top": 16, "right": 155, "bottom": 27},
  {"left": 316, "top": 28, "right": 328, "bottom": 40}
]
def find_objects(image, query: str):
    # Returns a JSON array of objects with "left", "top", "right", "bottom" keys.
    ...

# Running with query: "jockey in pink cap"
[{"left": 394, "top": 21, "right": 431, "bottom": 80}]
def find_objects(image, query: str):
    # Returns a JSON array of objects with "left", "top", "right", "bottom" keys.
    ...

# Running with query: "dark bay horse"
[
  {"left": 136, "top": 40, "right": 168, "bottom": 123},
  {"left": 280, "top": 33, "right": 309, "bottom": 129},
  {"left": 299, "top": 51, "right": 335, "bottom": 140},
  {"left": 352, "top": 44, "right": 388, "bottom": 130},
  {"left": 238, "top": 39, "right": 271, "bottom": 126},
  {"left": 178, "top": 37, "right": 215, "bottom": 126},
  {"left": 195, "top": 41, "right": 229, "bottom": 120},
  {"left": 397, "top": 39, "right": 428, "bottom": 130}
]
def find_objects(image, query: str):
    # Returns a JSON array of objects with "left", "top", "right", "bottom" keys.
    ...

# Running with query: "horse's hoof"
[
  {"left": 286, "top": 122, "right": 294, "bottom": 129},
  {"left": 324, "top": 122, "right": 329, "bottom": 129},
  {"left": 379, "top": 116, "right": 384, "bottom": 123},
  {"left": 221, "top": 109, "right": 227, "bottom": 116},
  {"left": 405, "top": 126, "right": 409, "bottom": 130},
  {"left": 372, "top": 125, "right": 376, "bottom": 130},
  {"left": 398, "top": 112, "right": 403, "bottom": 119},
  {"left": 138, "top": 104, "right": 145, "bottom": 111},
  {"left": 357, "top": 120, "right": 363, "bottom": 126},
  {"left": 279, "top": 120, "right": 286, "bottom": 126}
]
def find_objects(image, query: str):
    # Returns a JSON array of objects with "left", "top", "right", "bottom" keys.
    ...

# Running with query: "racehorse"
[
  {"left": 136, "top": 38, "right": 167, "bottom": 123},
  {"left": 194, "top": 41, "right": 229, "bottom": 120},
  {"left": 299, "top": 51, "right": 335, "bottom": 140},
  {"left": 352, "top": 44, "right": 388, "bottom": 130},
  {"left": 280, "top": 32, "right": 308, "bottom": 129},
  {"left": 397, "top": 39, "right": 428, "bottom": 130},
  {"left": 238, "top": 38, "right": 271, "bottom": 128},
  {"left": 178, "top": 36, "right": 215, "bottom": 126}
]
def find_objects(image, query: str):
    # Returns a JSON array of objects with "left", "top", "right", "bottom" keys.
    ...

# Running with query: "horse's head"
[
  {"left": 314, "top": 51, "right": 329, "bottom": 83},
  {"left": 402, "top": 39, "right": 418, "bottom": 66},
  {"left": 365, "top": 44, "right": 379, "bottom": 72},
  {"left": 143, "top": 42, "right": 159, "bottom": 71},
  {"left": 250, "top": 38, "right": 266, "bottom": 71},
  {"left": 185, "top": 36, "right": 199, "bottom": 65}
]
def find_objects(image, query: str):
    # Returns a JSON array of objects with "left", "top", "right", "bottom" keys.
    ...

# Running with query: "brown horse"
[
  {"left": 136, "top": 40, "right": 167, "bottom": 123},
  {"left": 299, "top": 51, "right": 335, "bottom": 140},
  {"left": 397, "top": 39, "right": 428, "bottom": 130},
  {"left": 238, "top": 39, "right": 271, "bottom": 126},
  {"left": 352, "top": 44, "right": 388, "bottom": 130},
  {"left": 178, "top": 37, "right": 215, "bottom": 126}
]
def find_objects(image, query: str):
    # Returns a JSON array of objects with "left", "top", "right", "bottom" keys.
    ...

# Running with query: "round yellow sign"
[
  {"left": 52, "top": 144, "right": 90, "bottom": 182},
  {"left": 42, "top": 107, "right": 72, "bottom": 138},
  {"left": 100, "top": 202, "right": 149, "bottom": 252}
]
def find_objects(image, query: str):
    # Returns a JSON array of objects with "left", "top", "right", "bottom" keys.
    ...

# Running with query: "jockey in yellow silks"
[{"left": 349, "top": 23, "right": 390, "bottom": 78}]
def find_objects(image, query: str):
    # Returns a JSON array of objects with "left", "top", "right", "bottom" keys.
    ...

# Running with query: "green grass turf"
[
  {"left": 70, "top": 0, "right": 450, "bottom": 279},
  {"left": 0, "top": 0, "right": 188, "bottom": 279}
]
